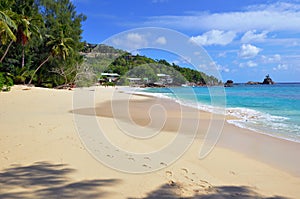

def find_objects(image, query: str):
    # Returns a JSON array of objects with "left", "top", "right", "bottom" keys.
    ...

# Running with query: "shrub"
[{"left": 0, "top": 72, "right": 14, "bottom": 92}]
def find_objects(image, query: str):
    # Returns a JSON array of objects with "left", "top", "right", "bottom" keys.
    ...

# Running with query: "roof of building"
[{"left": 101, "top": 73, "right": 120, "bottom": 76}]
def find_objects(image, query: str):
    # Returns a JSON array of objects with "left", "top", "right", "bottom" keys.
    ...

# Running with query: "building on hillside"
[
  {"left": 127, "top": 77, "right": 149, "bottom": 86},
  {"left": 99, "top": 73, "right": 120, "bottom": 83},
  {"left": 157, "top": 74, "right": 173, "bottom": 85}
]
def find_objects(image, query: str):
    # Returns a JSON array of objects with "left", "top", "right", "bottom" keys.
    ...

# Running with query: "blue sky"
[{"left": 73, "top": 0, "right": 300, "bottom": 82}]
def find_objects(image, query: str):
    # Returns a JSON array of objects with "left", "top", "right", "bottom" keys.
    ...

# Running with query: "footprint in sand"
[
  {"left": 184, "top": 175, "right": 193, "bottom": 181},
  {"left": 181, "top": 168, "right": 188, "bottom": 174},
  {"left": 165, "top": 170, "right": 173, "bottom": 177},
  {"left": 142, "top": 164, "right": 151, "bottom": 168},
  {"left": 128, "top": 157, "right": 135, "bottom": 161},
  {"left": 197, "top": 179, "right": 212, "bottom": 189},
  {"left": 229, "top": 170, "right": 236, "bottom": 175},
  {"left": 168, "top": 180, "right": 176, "bottom": 186}
]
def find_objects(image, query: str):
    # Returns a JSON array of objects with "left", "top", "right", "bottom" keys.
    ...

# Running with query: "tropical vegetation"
[
  {"left": 0, "top": 0, "right": 86, "bottom": 90},
  {"left": 83, "top": 44, "right": 221, "bottom": 86}
]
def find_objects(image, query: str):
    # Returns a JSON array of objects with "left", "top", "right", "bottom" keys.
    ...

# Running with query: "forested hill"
[{"left": 82, "top": 43, "right": 221, "bottom": 86}]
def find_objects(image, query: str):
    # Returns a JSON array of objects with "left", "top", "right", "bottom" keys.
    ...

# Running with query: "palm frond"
[
  {"left": 0, "top": 11, "right": 17, "bottom": 30},
  {"left": 0, "top": 21, "right": 16, "bottom": 42}
]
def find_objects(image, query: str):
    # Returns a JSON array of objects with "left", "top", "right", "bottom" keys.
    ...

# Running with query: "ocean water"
[{"left": 138, "top": 83, "right": 300, "bottom": 143}]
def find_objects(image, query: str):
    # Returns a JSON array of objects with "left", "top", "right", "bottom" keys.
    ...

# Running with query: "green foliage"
[
  {"left": 0, "top": 0, "right": 86, "bottom": 90},
  {"left": 0, "top": 0, "right": 18, "bottom": 44},
  {"left": 13, "top": 66, "right": 33, "bottom": 84},
  {"left": 83, "top": 44, "right": 221, "bottom": 86},
  {"left": 103, "top": 82, "right": 116, "bottom": 87},
  {"left": 0, "top": 72, "right": 13, "bottom": 91}
]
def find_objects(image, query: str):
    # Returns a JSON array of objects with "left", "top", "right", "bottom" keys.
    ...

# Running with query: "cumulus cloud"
[
  {"left": 111, "top": 33, "right": 148, "bottom": 50},
  {"left": 239, "top": 60, "right": 258, "bottom": 68},
  {"left": 216, "top": 64, "right": 230, "bottom": 73},
  {"left": 238, "top": 44, "right": 262, "bottom": 59},
  {"left": 207, "top": 62, "right": 230, "bottom": 73},
  {"left": 241, "top": 30, "right": 268, "bottom": 43},
  {"left": 144, "top": 2, "right": 300, "bottom": 32},
  {"left": 155, "top": 36, "right": 167, "bottom": 45},
  {"left": 273, "top": 64, "right": 288, "bottom": 71},
  {"left": 190, "top": 30, "right": 236, "bottom": 46},
  {"left": 261, "top": 54, "right": 281, "bottom": 63}
]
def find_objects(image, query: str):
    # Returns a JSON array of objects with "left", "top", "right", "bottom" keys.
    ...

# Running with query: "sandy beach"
[{"left": 1, "top": 85, "right": 300, "bottom": 198}]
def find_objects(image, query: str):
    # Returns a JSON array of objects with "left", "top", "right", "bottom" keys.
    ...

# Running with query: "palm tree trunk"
[
  {"left": 22, "top": 46, "right": 25, "bottom": 68},
  {"left": 27, "top": 55, "right": 51, "bottom": 85},
  {"left": 0, "top": 40, "right": 14, "bottom": 63}
]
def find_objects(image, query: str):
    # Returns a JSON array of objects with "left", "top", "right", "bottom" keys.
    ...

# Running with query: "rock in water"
[
  {"left": 262, "top": 74, "right": 275, "bottom": 84},
  {"left": 224, "top": 80, "right": 234, "bottom": 87}
]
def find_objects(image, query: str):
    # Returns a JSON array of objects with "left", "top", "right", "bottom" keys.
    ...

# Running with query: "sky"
[{"left": 72, "top": 0, "right": 300, "bottom": 82}]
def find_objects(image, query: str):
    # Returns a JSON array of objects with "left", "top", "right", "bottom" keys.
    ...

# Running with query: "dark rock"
[
  {"left": 262, "top": 74, "right": 275, "bottom": 84},
  {"left": 224, "top": 80, "right": 234, "bottom": 87},
  {"left": 144, "top": 83, "right": 166, "bottom": 88},
  {"left": 246, "top": 81, "right": 260, "bottom": 85}
]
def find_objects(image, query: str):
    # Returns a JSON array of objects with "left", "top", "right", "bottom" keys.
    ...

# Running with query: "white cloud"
[
  {"left": 130, "top": 50, "right": 141, "bottom": 55},
  {"left": 216, "top": 64, "right": 230, "bottom": 73},
  {"left": 239, "top": 60, "right": 258, "bottom": 68},
  {"left": 208, "top": 62, "right": 230, "bottom": 73},
  {"left": 112, "top": 33, "right": 148, "bottom": 50},
  {"left": 241, "top": 30, "right": 268, "bottom": 43},
  {"left": 218, "top": 52, "right": 227, "bottom": 58},
  {"left": 155, "top": 36, "right": 167, "bottom": 45},
  {"left": 190, "top": 30, "right": 236, "bottom": 46},
  {"left": 261, "top": 54, "right": 281, "bottom": 63},
  {"left": 246, "top": 2, "right": 300, "bottom": 12},
  {"left": 145, "top": 2, "right": 300, "bottom": 32},
  {"left": 238, "top": 44, "right": 262, "bottom": 59},
  {"left": 273, "top": 64, "right": 288, "bottom": 71},
  {"left": 172, "top": 56, "right": 192, "bottom": 66}
]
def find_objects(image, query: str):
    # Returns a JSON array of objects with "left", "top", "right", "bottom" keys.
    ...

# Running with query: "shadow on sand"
[
  {"left": 138, "top": 182, "right": 290, "bottom": 199},
  {"left": 0, "top": 162, "right": 120, "bottom": 199}
]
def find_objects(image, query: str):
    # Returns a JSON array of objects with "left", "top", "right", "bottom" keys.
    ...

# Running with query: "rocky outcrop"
[
  {"left": 262, "top": 75, "right": 275, "bottom": 84},
  {"left": 224, "top": 80, "right": 234, "bottom": 87},
  {"left": 246, "top": 81, "right": 260, "bottom": 85}
]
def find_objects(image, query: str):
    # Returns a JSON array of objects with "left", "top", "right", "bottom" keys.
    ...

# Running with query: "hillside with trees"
[{"left": 82, "top": 44, "right": 221, "bottom": 86}]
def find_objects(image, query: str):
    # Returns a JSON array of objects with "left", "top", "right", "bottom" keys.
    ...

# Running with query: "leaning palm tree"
[{"left": 28, "top": 31, "right": 74, "bottom": 85}]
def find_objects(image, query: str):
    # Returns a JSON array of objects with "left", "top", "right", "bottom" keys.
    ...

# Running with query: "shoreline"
[
  {"left": 1, "top": 85, "right": 300, "bottom": 198},
  {"left": 101, "top": 87, "right": 300, "bottom": 177},
  {"left": 125, "top": 86, "right": 300, "bottom": 145}
]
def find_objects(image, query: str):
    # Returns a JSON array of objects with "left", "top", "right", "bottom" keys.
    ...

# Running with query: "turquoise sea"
[{"left": 138, "top": 83, "right": 300, "bottom": 143}]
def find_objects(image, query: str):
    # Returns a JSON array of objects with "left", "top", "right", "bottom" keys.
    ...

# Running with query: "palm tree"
[
  {"left": 28, "top": 31, "right": 73, "bottom": 85},
  {"left": 0, "top": 9, "right": 17, "bottom": 63},
  {"left": 15, "top": 12, "right": 42, "bottom": 68}
]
